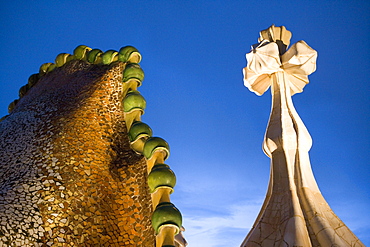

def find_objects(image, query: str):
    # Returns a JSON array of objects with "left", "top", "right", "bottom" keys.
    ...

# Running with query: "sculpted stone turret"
[{"left": 241, "top": 25, "right": 364, "bottom": 247}]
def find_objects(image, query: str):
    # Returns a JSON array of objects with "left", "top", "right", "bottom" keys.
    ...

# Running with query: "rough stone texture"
[{"left": 0, "top": 60, "right": 155, "bottom": 246}]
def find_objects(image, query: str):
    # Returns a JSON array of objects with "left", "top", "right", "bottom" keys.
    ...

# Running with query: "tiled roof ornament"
[
  {"left": 123, "top": 63, "right": 145, "bottom": 86},
  {"left": 86, "top": 48, "right": 103, "bottom": 63},
  {"left": 152, "top": 202, "right": 183, "bottom": 247},
  {"left": 73, "top": 45, "right": 92, "bottom": 60},
  {"left": 118, "top": 46, "right": 142, "bottom": 63},
  {"left": 128, "top": 121, "right": 153, "bottom": 153},
  {"left": 101, "top": 50, "right": 119, "bottom": 64},
  {"left": 148, "top": 163, "right": 177, "bottom": 207},
  {"left": 241, "top": 25, "right": 364, "bottom": 247},
  {"left": 123, "top": 90, "right": 147, "bottom": 113},
  {"left": 143, "top": 137, "right": 170, "bottom": 161},
  {"left": 123, "top": 89, "right": 147, "bottom": 129}
]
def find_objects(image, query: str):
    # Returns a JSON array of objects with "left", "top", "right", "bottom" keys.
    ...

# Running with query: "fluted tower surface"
[{"left": 241, "top": 25, "right": 364, "bottom": 247}]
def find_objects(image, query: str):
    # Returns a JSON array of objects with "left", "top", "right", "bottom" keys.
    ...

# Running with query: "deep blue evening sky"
[{"left": 0, "top": 1, "right": 369, "bottom": 246}]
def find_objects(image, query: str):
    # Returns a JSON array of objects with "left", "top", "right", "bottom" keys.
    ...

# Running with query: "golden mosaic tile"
[{"left": 0, "top": 60, "right": 155, "bottom": 246}]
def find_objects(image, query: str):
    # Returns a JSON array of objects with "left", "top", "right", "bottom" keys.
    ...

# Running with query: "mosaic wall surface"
[{"left": 0, "top": 60, "right": 155, "bottom": 246}]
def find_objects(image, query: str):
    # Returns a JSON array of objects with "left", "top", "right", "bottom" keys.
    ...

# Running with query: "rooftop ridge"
[
  {"left": 1, "top": 45, "right": 142, "bottom": 121},
  {"left": 0, "top": 45, "right": 186, "bottom": 246}
]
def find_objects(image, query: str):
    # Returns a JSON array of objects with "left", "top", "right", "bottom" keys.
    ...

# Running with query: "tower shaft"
[{"left": 242, "top": 25, "right": 364, "bottom": 247}]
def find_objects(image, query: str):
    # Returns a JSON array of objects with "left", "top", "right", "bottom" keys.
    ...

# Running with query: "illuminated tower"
[
  {"left": 0, "top": 46, "right": 186, "bottom": 247},
  {"left": 241, "top": 25, "right": 364, "bottom": 247}
]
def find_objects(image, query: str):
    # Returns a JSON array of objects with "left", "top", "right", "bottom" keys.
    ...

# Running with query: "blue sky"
[{"left": 0, "top": 1, "right": 369, "bottom": 246}]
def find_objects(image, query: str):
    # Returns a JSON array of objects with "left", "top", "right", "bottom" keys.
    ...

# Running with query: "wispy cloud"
[
  {"left": 171, "top": 159, "right": 267, "bottom": 246},
  {"left": 181, "top": 200, "right": 262, "bottom": 247},
  {"left": 180, "top": 197, "right": 370, "bottom": 247}
]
